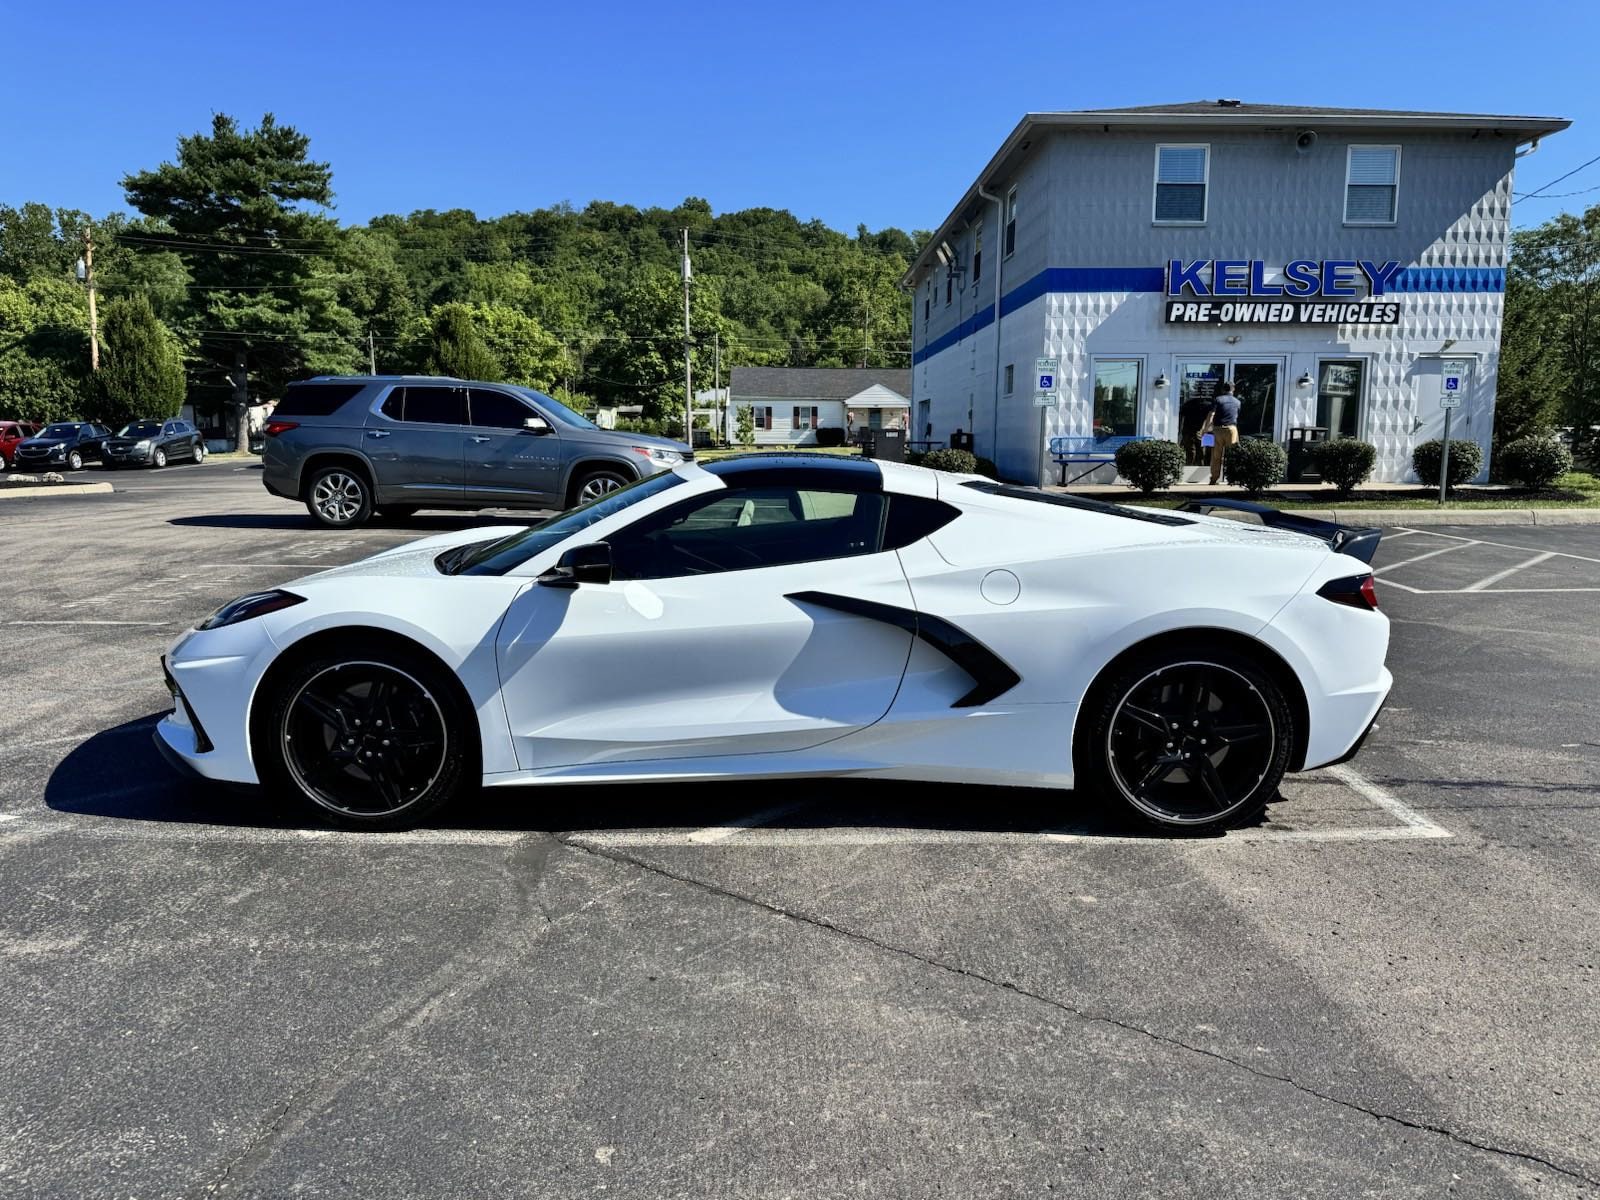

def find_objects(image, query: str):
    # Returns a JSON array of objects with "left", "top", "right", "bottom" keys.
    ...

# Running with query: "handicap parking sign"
[{"left": 1037, "top": 373, "right": 1054, "bottom": 390}]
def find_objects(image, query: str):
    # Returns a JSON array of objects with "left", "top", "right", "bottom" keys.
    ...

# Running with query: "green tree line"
[{"left": 0, "top": 114, "right": 923, "bottom": 446}]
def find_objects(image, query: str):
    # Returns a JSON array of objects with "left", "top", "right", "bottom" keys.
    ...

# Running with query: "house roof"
[
  {"left": 730, "top": 366, "right": 912, "bottom": 401},
  {"left": 902, "top": 99, "right": 1572, "bottom": 287},
  {"left": 843, "top": 383, "right": 910, "bottom": 408}
]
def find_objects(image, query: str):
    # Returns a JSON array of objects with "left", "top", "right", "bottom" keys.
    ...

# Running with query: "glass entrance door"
[{"left": 1230, "top": 362, "right": 1279, "bottom": 440}]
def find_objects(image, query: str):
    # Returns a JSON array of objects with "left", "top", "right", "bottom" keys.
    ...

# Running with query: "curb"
[
  {"left": 1281, "top": 507, "right": 1600, "bottom": 526},
  {"left": 0, "top": 482, "right": 115, "bottom": 500}
]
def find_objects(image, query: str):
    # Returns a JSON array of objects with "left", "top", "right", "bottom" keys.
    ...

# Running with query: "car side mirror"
[
  {"left": 537, "top": 542, "right": 612, "bottom": 588},
  {"left": 523, "top": 416, "right": 552, "bottom": 435}
]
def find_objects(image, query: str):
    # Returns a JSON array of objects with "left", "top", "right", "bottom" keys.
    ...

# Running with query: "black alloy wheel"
[
  {"left": 257, "top": 649, "right": 474, "bottom": 829},
  {"left": 1081, "top": 649, "right": 1293, "bottom": 833}
]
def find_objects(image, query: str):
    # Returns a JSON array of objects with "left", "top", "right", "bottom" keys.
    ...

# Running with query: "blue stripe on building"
[{"left": 913, "top": 266, "right": 1506, "bottom": 364}]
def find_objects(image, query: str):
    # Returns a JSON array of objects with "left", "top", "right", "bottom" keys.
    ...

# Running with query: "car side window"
[
  {"left": 467, "top": 388, "right": 534, "bottom": 430},
  {"left": 607, "top": 486, "right": 887, "bottom": 581},
  {"left": 387, "top": 386, "right": 465, "bottom": 426}
]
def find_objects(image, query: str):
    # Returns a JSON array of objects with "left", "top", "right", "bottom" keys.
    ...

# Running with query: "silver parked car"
[{"left": 260, "top": 376, "right": 692, "bottom": 528}]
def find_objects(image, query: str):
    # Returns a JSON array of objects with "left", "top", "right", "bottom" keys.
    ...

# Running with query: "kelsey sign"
[{"left": 1165, "top": 259, "right": 1403, "bottom": 325}]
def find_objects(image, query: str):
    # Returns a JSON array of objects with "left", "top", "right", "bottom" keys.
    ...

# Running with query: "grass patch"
[{"left": 1107, "top": 471, "right": 1600, "bottom": 511}]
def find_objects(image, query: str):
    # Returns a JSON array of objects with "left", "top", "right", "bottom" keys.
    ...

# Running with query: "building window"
[
  {"left": 924, "top": 296, "right": 930, "bottom": 322},
  {"left": 1004, "top": 364, "right": 1014, "bottom": 395},
  {"left": 1003, "top": 187, "right": 1017, "bottom": 257},
  {"left": 972, "top": 223, "right": 982, "bottom": 284},
  {"left": 945, "top": 274, "right": 952, "bottom": 305},
  {"left": 1154, "top": 145, "right": 1209, "bottom": 224},
  {"left": 1316, "top": 360, "right": 1365, "bottom": 439},
  {"left": 1092, "top": 360, "right": 1141, "bottom": 438},
  {"left": 792, "top": 405, "right": 819, "bottom": 431},
  {"left": 751, "top": 406, "right": 772, "bottom": 431},
  {"left": 1346, "top": 146, "right": 1400, "bottom": 224}
]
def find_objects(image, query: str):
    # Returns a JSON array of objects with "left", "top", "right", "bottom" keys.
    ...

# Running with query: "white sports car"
[{"left": 157, "top": 455, "right": 1390, "bottom": 834}]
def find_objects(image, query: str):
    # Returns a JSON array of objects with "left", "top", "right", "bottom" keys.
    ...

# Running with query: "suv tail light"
[
  {"left": 1317, "top": 574, "right": 1378, "bottom": 611},
  {"left": 263, "top": 420, "right": 299, "bottom": 437}
]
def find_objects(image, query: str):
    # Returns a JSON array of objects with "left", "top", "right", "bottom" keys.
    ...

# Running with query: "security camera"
[{"left": 1295, "top": 129, "right": 1318, "bottom": 154}]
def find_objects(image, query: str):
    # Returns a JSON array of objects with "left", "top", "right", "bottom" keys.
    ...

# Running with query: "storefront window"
[
  {"left": 1317, "top": 360, "right": 1364, "bottom": 439},
  {"left": 1232, "top": 362, "right": 1279, "bottom": 439},
  {"left": 1092, "top": 360, "right": 1141, "bottom": 438}
]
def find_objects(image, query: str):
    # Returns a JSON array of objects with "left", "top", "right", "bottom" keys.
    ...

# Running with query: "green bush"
[
  {"left": 1113, "top": 439, "right": 1185, "bottom": 495},
  {"left": 1311, "top": 438, "right": 1378, "bottom": 498},
  {"left": 1223, "top": 438, "right": 1288, "bottom": 496},
  {"left": 920, "top": 448, "right": 979, "bottom": 474},
  {"left": 974, "top": 455, "right": 1000, "bottom": 479},
  {"left": 1412, "top": 438, "right": 1484, "bottom": 490},
  {"left": 1497, "top": 434, "right": 1572, "bottom": 490}
]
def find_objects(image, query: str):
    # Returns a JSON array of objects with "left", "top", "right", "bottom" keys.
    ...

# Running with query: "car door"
[
  {"left": 495, "top": 482, "right": 917, "bottom": 770},
  {"left": 462, "top": 387, "right": 563, "bottom": 507},
  {"left": 363, "top": 384, "right": 468, "bottom": 501}
]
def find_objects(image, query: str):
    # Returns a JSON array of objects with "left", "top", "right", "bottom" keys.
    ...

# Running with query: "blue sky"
[{"left": 4, "top": 0, "right": 1596, "bottom": 234}]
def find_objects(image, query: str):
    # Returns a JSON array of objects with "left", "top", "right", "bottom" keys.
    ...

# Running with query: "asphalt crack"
[{"left": 558, "top": 834, "right": 1599, "bottom": 1191}]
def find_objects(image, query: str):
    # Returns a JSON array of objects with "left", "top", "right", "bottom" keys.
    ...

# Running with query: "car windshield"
[
  {"left": 512, "top": 387, "right": 598, "bottom": 431},
  {"left": 119, "top": 422, "right": 162, "bottom": 437},
  {"left": 39, "top": 424, "right": 77, "bottom": 438},
  {"left": 440, "top": 471, "right": 688, "bottom": 576}
]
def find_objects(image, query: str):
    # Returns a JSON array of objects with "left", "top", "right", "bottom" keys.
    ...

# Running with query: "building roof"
[
  {"left": 902, "top": 100, "right": 1572, "bottom": 287},
  {"left": 729, "top": 366, "right": 912, "bottom": 401}
]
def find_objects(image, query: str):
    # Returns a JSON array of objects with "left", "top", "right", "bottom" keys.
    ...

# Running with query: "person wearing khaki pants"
[{"left": 1200, "top": 380, "right": 1242, "bottom": 485}]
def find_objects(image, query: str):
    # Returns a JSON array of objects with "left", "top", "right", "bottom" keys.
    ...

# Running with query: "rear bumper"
[
  {"left": 1300, "top": 666, "right": 1391, "bottom": 770},
  {"left": 1323, "top": 698, "right": 1385, "bottom": 768}
]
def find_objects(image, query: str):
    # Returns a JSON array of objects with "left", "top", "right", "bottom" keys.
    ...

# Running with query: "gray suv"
[{"left": 261, "top": 376, "right": 692, "bottom": 529}]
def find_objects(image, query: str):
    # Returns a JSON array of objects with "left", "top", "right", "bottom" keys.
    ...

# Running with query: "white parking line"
[
  {"left": 1462, "top": 551, "right": 1557, "bottom": 592},
  {"left": 0, "top": 816, "right": 528, "bottom": 846},
  {"left": 1410, "top": 528, "right": 1600, "bottom": 566},
  {"left": 1373, "top": 541, "right": 1478, "bottom": 575},
  {"left": 1322, "top": 764, "right": 1452, "bottom": 837},
  {"left": 686, "top": 800, "right": 812, "bottom": 843},
  {"left": 5, "top": 619, "right": 176, "bottom": 627}
]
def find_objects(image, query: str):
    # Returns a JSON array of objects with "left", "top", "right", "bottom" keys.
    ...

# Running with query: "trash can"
[
  {"left": 875, "top": 428, "right": 906, "bottom": 463},
  {"left": 856, "top": 430, "right": 877, "bottom": 458},
  {"left": 1286, "top": 426, "right": 1330, "bottom": 483},
  {"left": 950, "top": 430, "right": 975, "bottom": 452}
]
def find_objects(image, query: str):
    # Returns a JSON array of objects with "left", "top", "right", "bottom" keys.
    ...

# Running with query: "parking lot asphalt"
[{"left": 3, "top": 463, "right": 1597, "bottom": 1198}]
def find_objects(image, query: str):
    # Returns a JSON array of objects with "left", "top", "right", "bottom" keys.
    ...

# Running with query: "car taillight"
[
  {"left": 1317, "top": 574, "right": 1378, "bottom": 611},
  {"left": 264, "top": 420, "right": 299, "bottom": 437}
]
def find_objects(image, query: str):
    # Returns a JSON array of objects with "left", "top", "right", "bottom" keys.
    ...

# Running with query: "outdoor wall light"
[
  {"left": 1153, "top": 372, "right": 1169, "bottom": 388},
  {"left": 1224, "top": 334, "right": 1242, "bottom": 345},
  {"left": 1297, "top": 371, "right": 1314, "bottom": 387}
]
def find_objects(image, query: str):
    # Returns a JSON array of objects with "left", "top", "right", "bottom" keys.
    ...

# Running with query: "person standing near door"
[
  {"left": 1201, "top": 380, "right": 1241, "bottom": 485},
  {"left": 1178, "top": 391, "right": 1213, "bottom": 466}
]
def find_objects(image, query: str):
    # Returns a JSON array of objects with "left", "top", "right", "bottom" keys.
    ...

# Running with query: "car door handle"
[
  {"left": 469, "top": 435, "right": 492, "bottom": 443},
  {"left": 366, "top": 430, "right": 390, "bottom": 439}
]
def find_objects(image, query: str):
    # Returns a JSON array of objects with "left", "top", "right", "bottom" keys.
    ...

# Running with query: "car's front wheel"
[
  {"left": 1078, "top": 645, "right": 1294, "bottom": 834},
  {"left": 254, "top": 644, "right": 476, "bottom": 830},
  {"left": 67, "top": 451, "right": 83, "bottom": 471},
  {"left": 571, "top": 467, "right": 630, "bottom": 507},
  {"left": 305, "top": 466, "right": 373, "bottom": 528},
  {"left": 193, "top": 441, "right": 206, "bottom": 463},
  {"left": 152, "top": 447, "right": 167, "bottom": 469}
]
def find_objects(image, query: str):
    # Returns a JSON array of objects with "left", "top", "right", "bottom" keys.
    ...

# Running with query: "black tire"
[
  {"left": 68, "top": 450, "right": 83, "bottom": 471},
  {"left": 152, "top": 447, "right": 167, "bottom": 469},
  {"left": 1076, "top": 644, "right": 1294, "bottom": 834},
  {"left": 304, "top": 464, "right": 374, "bottom": 529},
  {"left": 193, "top": 440, "right": 206, "bottom": 463},
  {"left": 253, "top": 640, "right": 477, "bottom": 830},
  {"left": 569, "top": 467, "right": 631, "bottom": 508}
]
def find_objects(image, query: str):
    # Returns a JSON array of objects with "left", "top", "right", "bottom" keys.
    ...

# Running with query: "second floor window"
[
  {"left": 1154, "top": 145, "right": 1209, "bottom": 223},
  {"left": 972, "top": 223, "right": 983, "bottom": 283},
  {"left": 1346, "top": 146, "right": 1400, "bottom": 224},
  {"left": 1004, "top": 187, "right": 1017, "bottom": 257}
]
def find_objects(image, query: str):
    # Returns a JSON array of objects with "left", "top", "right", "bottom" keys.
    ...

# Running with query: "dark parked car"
[
  {"left": 102, "top": 419, "right": 207, "bottom": 469},
  {"left": 261, "top": 376, "right": 692, "bottom": 528},
  {"left": 13, "top": 422, "right": 112, "bottom": 472},
  {"left": 0, "top": 421, "right": 41, "bottom": 471}
]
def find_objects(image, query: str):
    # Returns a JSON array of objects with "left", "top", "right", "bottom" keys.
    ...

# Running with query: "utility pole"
[
  {"left": 713, "top": 330, "right": 721, "bottom": 444},
  {"left": 367, "top": 330, "right": 377, "bottom": 374},
  {"left": 681, "top": 228, "right": 693, "bottom": 445},
  {"left": 860, "top": 288, "right": 871, "bottom": 368},
  {"left": 78, "top": 225, "right": 99, "bottom": 371}
]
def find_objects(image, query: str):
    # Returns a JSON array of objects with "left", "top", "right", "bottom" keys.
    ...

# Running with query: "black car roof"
[{"left": 702, "top": 453, "right": 884, "bottom": 492}]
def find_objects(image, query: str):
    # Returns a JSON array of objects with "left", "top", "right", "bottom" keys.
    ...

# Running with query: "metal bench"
[{"left": 1048, "top": 435, "right": 1148, "bottom": 486}]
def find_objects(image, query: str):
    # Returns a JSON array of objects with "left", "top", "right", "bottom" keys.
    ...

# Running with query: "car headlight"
[
  {"left": 197, "top": 589, "right": 306, "bottom": 630},
  {"left": 134, "top": 439, "right": 151, "bottom": 450},
  {"left": 637, "top": 446, "right": 683, "bottom": 466}
]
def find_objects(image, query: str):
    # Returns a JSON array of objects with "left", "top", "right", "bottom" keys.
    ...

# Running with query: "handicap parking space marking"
[
  {"left": 1373, "top": 540, "right": 1480, "bottom": 576},
  {"left": 1373, "top": 528, "right": 1600, "bottom": 595}
]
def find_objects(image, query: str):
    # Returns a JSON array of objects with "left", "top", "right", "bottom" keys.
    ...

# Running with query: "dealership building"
[{"left": 902, "top": 101, "right": 1570, "bottom": 484}]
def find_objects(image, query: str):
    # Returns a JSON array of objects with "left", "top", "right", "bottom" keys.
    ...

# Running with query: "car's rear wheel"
[
  {"left": 1079, "top": 647, "right": 1293, "bottom": 834},
  {"left": 255, "top": 647, "right": 475, "bottom": 830},
  {"left": 571, "top": 467, "right": 630, "bottom": 507},
  {"left": 305, "top": 465, "right": 373, "bottom": 528}
]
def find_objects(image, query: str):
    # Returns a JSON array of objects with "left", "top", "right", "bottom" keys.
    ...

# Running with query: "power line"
[{"left": 1515, "top": 151, "right": 1600, "bottom": 201}]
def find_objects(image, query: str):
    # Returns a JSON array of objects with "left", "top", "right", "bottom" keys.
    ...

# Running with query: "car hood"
[
  {"left": 19, "top": 438, "right": 68, "bottom": 449},
  {"left": 591, "top": 429, "right": 691, "bottom": 455},
  {"left": 292, "top": 524, "right": 526, "bottom": 584}
]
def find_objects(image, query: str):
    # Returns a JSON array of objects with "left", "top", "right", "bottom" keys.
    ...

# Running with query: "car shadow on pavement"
[
  {"left": 166, "top": 513, "right": 536, "bottom": 532},
  {"left": 47, "top": 713, "right": 1256, "bottom": 840}
]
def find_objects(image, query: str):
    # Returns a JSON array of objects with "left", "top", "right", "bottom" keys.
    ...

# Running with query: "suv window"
[
  {"left": 468, "top": 388, "right": 534, "bottom": 430},
  {"left": 607, "top": 486, "right": 887, "bottom": 580},
  {"left": 385, "top": 386, "right": 464, "bottom": 425},
  {"left": 276, "top": 382, "right": 366, "bottom": 418}
]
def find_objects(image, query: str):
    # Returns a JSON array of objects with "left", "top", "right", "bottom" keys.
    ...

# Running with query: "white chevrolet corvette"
[{"left": 158, "top": 455, "right": 1390, "bottom": 834}]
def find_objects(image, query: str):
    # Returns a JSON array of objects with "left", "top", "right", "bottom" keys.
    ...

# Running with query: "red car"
[{"left": 0, "top": 421, "right": 41, "bottom": 471}]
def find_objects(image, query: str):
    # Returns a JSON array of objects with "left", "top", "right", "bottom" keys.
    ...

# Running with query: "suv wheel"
[
  {"left": 152, "top": 447, "right": 167, "bottom": 469},
  {"left": 572, "top": 467, "right": 630, "bottom": 507},
  {"left": 194, "top": 441, "right": 206, "bottom": 463},
  {"left": 68, "top": 451, "right": 83, "bottom": 471},
  {"left": 306, "top": 466, "right": 374, "bottom": 529}
]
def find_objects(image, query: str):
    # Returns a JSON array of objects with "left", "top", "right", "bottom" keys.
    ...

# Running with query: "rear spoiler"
[{"left": 1176, "top": 499, "right": 1382, "bottom": 564}]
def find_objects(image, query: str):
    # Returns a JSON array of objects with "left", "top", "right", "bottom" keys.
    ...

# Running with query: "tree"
[
  {"left": 424, "top": 304, "right": 502, "bottom": 380},
  {"left": 0, "top": 276, "right": 92, "bottom": 422},
  {"left": 91, "top": 294, "right": 185, "bottom": 428},
  {"left": 122, "top": 113, "right": 360, "bottom": 450},
  {"left": 736, "top": 404, "right": 755, "bottom": 446}
]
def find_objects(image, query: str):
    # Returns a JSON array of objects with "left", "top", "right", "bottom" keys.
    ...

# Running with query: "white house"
[{"left": 727, "top": 367, "right": 911, "bottom": 446}]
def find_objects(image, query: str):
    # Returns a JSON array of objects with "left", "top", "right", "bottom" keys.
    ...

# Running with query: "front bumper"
[
  {"left": 105, "top": 447, "right": 155, "bottom": 465},
  {"left": 156, "top": 625, "right": 274, "bottom": 785}
]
